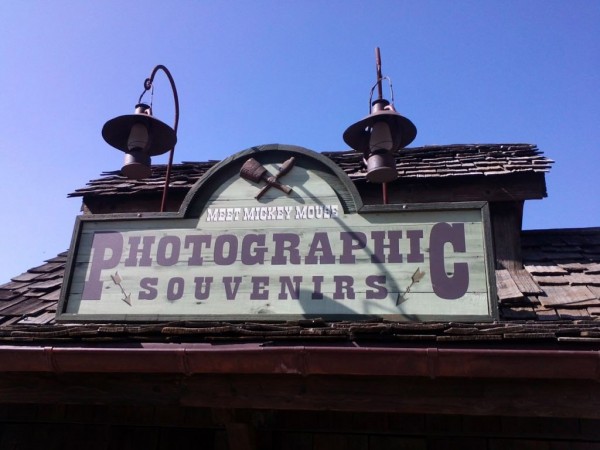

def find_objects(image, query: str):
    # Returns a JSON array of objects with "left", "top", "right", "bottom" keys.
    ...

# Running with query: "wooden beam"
[
  {"left": 82, "top": 173, "right": 548, "bottom": 214},
  {"left": 361, "top": 173, "right": 548, "bottom": 205},
  {"left": 83, "top": 192, "right": 187, "bottom": 214},
  {"left": 0, "top": 373, "right": 599, "bottom": 419},
  {"left": 490, "top": 201, "right": 524, "bottom": 271}
]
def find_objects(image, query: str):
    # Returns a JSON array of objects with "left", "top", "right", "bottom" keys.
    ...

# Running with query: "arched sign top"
[{"left": 179, "top": 144, "right": 364, "bottom": 219}]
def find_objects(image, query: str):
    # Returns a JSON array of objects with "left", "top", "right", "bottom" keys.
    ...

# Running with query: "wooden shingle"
[
  {"left": 496, "top": 270, "right": 524, "bottom": 301},
  {"left": 68, "top": 144, "right": 553, "bottom": 199},
  {"left": 510, "top": 269, "right": 544, "bottom": 295},
  {"left": 538, "top": 285, "right": 596, "bottom": 307}
]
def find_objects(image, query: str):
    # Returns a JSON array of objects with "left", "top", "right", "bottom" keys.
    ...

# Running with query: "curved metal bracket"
[
  {"left": 138, "top": 65, "right": 180, "bottom": 135},
  {"left": 136, "top": 65, "right": 180, "bottom": 212}
]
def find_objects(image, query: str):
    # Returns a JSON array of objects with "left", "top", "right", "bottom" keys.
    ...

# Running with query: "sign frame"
[{"left": 57, "top": 145, "right": 497, "bottom": 323}]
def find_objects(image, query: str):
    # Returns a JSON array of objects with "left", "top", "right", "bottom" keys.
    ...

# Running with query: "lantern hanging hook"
[
  {"left": 368, "top": 76, "right": 396, "bottom": 113},
  {"left": 138, "top": 79, "right": 155, "bottom": 111}
]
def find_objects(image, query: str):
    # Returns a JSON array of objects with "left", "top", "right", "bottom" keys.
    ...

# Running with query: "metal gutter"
[{"left": 0, "top": 345, "right": 598, "bottom": 381}]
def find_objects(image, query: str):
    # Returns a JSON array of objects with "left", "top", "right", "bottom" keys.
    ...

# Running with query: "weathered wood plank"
[
  {"left": 370, "top": 173, "right": 548, "bottom": 204},
  {"left": 496, "top": 270, "right": 523, "bottom": 301},
  {"left": 510, "top": 269, "right": 544, "bottom": 295},
  {"left": 525, "top": 265, "right": 568, "bottom": 275},
  {"left": 490, "top": 202, "right": 523, "bottom": 271},
  {"left": 0, "top": 373, "right": 598, "bottom": 419},
  {"left": 538, "top": 285, "right": 596, "bottom": 307}
]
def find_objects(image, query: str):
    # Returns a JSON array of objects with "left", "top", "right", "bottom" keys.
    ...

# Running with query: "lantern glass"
[
  {"left": 369, "top": 121, "right": 393, "bottom": 152},
  {"left": 127, "top": 122, "right": 150, "bottom": 152}
]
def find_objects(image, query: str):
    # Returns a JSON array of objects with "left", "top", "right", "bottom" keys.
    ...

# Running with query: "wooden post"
[{"left": 490, "top": 201, "right": 524, "bottom": 271}]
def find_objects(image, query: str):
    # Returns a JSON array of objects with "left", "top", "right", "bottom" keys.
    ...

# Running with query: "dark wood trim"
[
  {"left": 360, "top": 173, "right": 548, "bottom": 205},
  {"left": 82, "top": 171, "right": 548, "bottom": 214},
  {"left": 83, "top": 192, "right": 187, "bottom": 214},
  {"left": 1, "top": 373, "right": 599, "bottom": 419},
  {"left": 490, "top": 201, "right": 524, "bottom": 271}
]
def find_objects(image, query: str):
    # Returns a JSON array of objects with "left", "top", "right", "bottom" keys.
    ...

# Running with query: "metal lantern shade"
[
  {"left": 342, "top": 99, "right": 417, "bottom": 155},
  {"left": 102, "top": 103, "right": 177, "bottom": 179},
  {"left": 102, "top": 104, "right": 177, "bottom": 157}
]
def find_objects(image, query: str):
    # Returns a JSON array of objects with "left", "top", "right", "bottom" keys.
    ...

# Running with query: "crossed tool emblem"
[{"left": 240, "top": 156, "right": 296, "bottom": 200}]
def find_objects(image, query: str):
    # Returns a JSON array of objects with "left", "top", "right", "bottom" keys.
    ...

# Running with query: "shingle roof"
[
  {"left": 1, "top": 228, "right": 598, "bottom": 344},
  {"left": 2, "top": 143, "right": 581, "bottom": 343},
  {"left": 68, "top": 144, "right": 553, "bottom": 198},
  {"left": 499, "top": 228, "right": 600, "bottom": 323}
]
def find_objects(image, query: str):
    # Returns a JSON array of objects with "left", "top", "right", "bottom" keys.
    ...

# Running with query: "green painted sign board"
[{"left": 58, "top": 145, "right": 497, "bottom": 322}]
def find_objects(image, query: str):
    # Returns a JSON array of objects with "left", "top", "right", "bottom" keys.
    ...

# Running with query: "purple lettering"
[
  {"left": 250, "top": 276, "right": 269, "bottom": 300},
  {"left": 185, "top": 235, "right": 211, "bottom": 266},
  {"left": 157, "top": 235, "right": 181, "bottom": 266},
  {"left": 241, "top": 234, "right": 267, "bottom": 265},
  {"left": 194, "top": 277, "right": 213, "bottom": 300},
  {"left": 214, "top": 234, "right": 238, "bottom": 265},
  {"left": 312, "top": 276, "right": 324, "bottom": 300},
  {"left": 366, "top": 275, "right": 388, "bottom": 299},
  {"left": 333, "top": 275, "right": 355, "bottom": 300},
  {"left": 223, "top": 276, "right": 242, "bottom": 300},
  {"left": 124, "top": 235, "right": 155, "bottom": 267},
  {"left": 406, "top": 230, "right": 425, "bottom": 263},
  {"left": 305, "top": 232, "right": 335, "bottom": 264},
  {"left": 340, "top": 231, "right": 367, "bottom": 264},
  {"left": 167, "top": 277, "right": 184, "bottom": 301},
  {"left": 429, "top": 222, "right": 469, "bottom": 300},
  {"left": 278, "top": 276, "right": 302, "bottom": 300},
  {"left": 271, "top": 233, "right": 301, "bottom": 265},
  {"left": 138, "top": 277, "right": 158, "bottom": 300},
  {"left": 371, "top": 231, "right": 403, "bottom": 264},
  {"left": 81, "top": 232, "right": 123, "bottom": 300}
]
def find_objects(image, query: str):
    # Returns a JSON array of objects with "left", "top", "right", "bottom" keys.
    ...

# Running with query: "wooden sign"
[{"left": 58, "top": 145, "right": 496, "bottom": 322}]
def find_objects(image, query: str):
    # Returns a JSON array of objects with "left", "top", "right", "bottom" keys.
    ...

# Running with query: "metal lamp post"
[
  {"left": 343, "top": 48, "right": 416, "bottom": 203},
  {"left": 102, "top": 65, "right": 179, "bottom": 212}
]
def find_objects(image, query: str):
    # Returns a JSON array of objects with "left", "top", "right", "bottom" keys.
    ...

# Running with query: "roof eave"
[{"left": 1, "top": 344, "right": 598, "bottom": 381}]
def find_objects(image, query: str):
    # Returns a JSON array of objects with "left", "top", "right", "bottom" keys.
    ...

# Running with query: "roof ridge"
[{"left": 68, "top": 143, "right": 553, "bottom": 199}]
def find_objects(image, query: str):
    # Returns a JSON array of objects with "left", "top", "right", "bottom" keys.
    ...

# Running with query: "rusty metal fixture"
[
  {"left": 344, "top": 98, "right": 417, "bottom": 157},
  {"left": 364, "top": 150, "right": 397, "bottom": 184},
  {"left": 102, "top": 103, "right": 176, "bottom": 158},
  {"left": 240, "top": 158, "right": 293, "bottom": 199},
  {"left": 343, "top": 47, "right": 417, "bottom": 188},
  {"left": 122, "top": 149, "right": 152, "bottom": 179},
  {"left": 103, "top": 102, "right": 176, "bottom": 180},
  {"left": 102, "top": 65, "right": 179, "bottom": 211}
]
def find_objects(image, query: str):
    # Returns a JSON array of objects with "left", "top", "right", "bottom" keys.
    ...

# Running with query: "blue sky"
[{"left": 1, "top": 1, "right": 599, "bottom": 283}]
